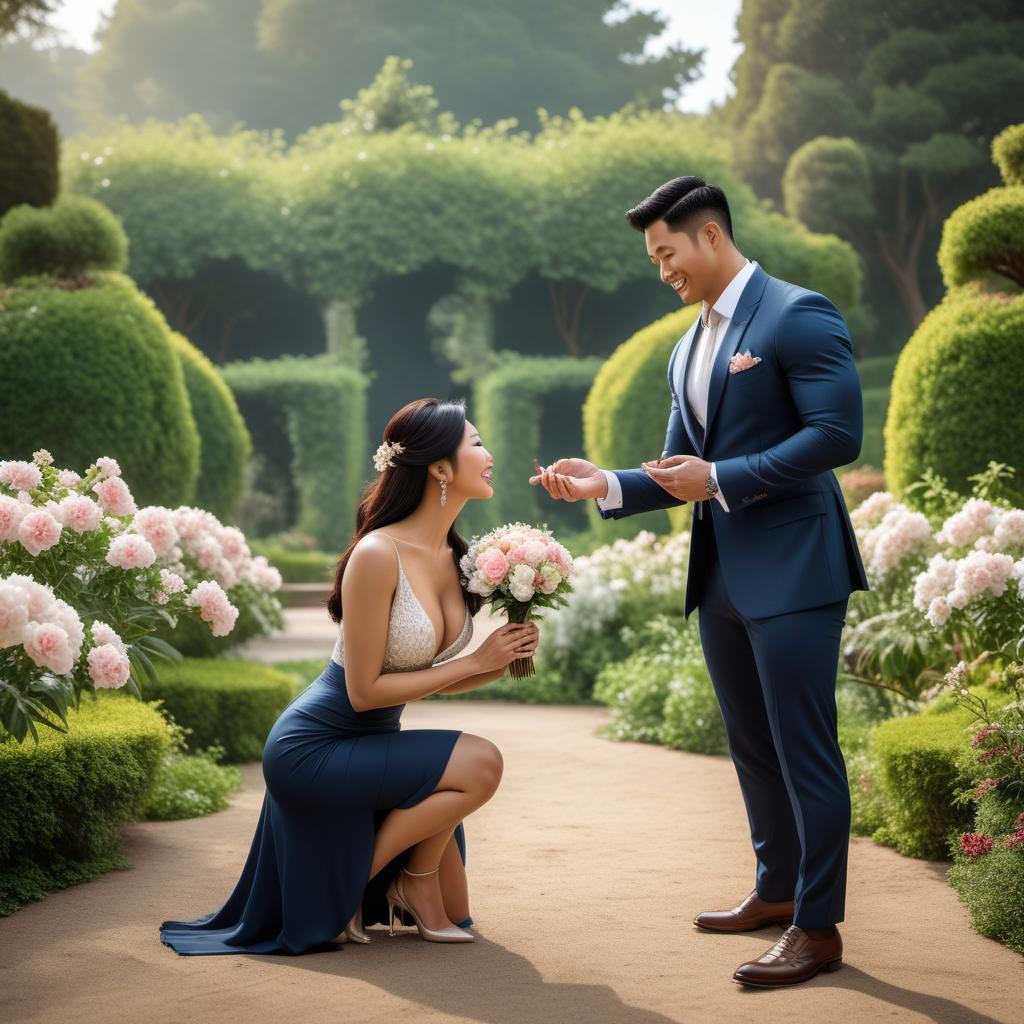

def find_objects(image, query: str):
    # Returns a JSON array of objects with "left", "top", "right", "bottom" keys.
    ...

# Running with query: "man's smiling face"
[{"left": 644, "top": 217, "right": 716, "bottom": 306}]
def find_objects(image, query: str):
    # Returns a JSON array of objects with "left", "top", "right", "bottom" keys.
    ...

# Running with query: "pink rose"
[
  {"left": 478, "top": 548, "right": 510, "bottom": 584},
  {"left": 58, "top": 494, "right": 103, "bottom": 534},
  {"left": 0, "top": 460, "right": 42, "bottom": 492},
  {"left": 18, "top": 509, "right": 63, "bottom": 556},
  {"left": 88, "top": 643, "right": 131, "bottom": 689},
  {"left": 23, "top": 621, "right": 74, "bottom": 675},
  {"left": 106, "top": 533, "right": 157, "bottom": 570},
  {"left": 93, "top": 476, "right": 137, "bottom": 517}
]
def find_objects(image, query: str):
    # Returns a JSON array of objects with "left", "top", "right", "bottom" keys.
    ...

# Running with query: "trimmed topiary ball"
[
  {"left": 583, "top": 305, "right": 698, "bottom": 536},
  {"left": 0, "top": 195, "right": 128, "bottom": 282},
  {"left": 938, "top": 187, "right": 1024, "bottom": 290},
  {"left": 993, "top": 123, "right": 1024, "bottom": 187},
  {"left": 0, "top": 272, "right": 200, "bottom": 506},
  {"left": 0, "top": 89, "right": 58, "bottom": 218},
  {"left": 169, "top": 331, "right": 251, "bottom": 521},
  {"left": 884, "top": 287, "right": 1024, "bottom": 503}
]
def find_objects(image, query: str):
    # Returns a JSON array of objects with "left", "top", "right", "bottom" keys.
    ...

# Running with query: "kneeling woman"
[{"left": 160, "top": 398, "right": 538, "bottom": 954}]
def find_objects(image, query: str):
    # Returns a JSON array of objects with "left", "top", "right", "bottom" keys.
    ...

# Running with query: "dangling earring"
[{"left": 440, "top": 478, "right": 447, "bottom": 508}]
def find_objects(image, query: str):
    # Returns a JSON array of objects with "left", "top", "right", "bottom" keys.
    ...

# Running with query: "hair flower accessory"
[{"left": 373, "top": 440, "right": 405, "bottom": 474}]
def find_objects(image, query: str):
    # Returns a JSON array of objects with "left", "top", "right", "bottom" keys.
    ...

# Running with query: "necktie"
[{"left": 690, "top": 307, "right": 723, "bottom": 429}]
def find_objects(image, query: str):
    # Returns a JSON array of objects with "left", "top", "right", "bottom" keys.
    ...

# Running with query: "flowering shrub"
[
  {"left": 0, "top": 451, "right": 282, "bottom": 743},
  {"left": 461, "top": 522, "right": 575, "bottom": 678},
  {"left": 844, "top": 466, "right": 1024, "bottom": 700}
]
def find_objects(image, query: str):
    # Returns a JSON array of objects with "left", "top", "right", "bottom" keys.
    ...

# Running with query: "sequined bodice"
[{"left": 331, "top": 538, "right": 473, "bottom": 672}]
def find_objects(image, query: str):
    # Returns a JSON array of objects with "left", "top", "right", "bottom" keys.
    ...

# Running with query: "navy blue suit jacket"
[{"left": 599, "top": 265, "right": 869, "bottom": 619}]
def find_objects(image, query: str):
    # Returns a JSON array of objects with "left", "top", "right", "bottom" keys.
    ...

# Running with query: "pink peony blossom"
[
  {"left": 18, "top": 509, "right": 63, "bottom": 556},
  {"left": 0, "top": 494, "right": 28, "bottom": 542},
  {"left": 88, "top": 643, "right": 131, "bottom": 688},
  {"left": 32, "top": 449, "right": 53, "bottom": 467},
  {"left": 522, "top": 539, "right": 547, "bottom": 568},
  {"left": 22, "top": 621, "right": 74, "bottom": 675},
  {"left": 159, "top": 569, "right": 186, "bottom": 594},
  {"left": 6, "top": 573, "right": 53, "bottom": 620},
  {"left": 106, "top": 533, "right": 157, "bottom": 570},
  {"left": 90, "top": 620, "right": 126, "bottom": 653},
  {"left": 218, "top": 526, "right": 248, "bottom": 562},
  {"left": 937, "top": 499, "right": 999, "bottom": 548},
  {"left": 93, "top": 476, "right": 136, "bottom": 516},
  {"left": 0, "top": 460, "right": 42, "bottom": 491},
  {"left": 993, "top": 509, "right": 1024, "bottom": 550},
  {"left": 186, "top": 580, "right": 239, "bottom": 636},
  {"left": 478, "top": 548, "right": 511, "bottom": 584},
  {"left": 95, "top": 457, "right": 121, "bottom": 478},
  {"left": 0, "top": 579, "right": 30, "bottom": 648},
  {"left": 245, "top": 556, "right": 282, "bottom": 592},
  {"left": 58, "top": 494, "right": 103, "bottom": 534},
  {"left": 57, "top": 469, "right": 81, "bottom": 488},
  {"left": 954, "top": 550, "right": 1015, "bottom": 600},
  {"left": 132, "top": 506, "right": 179, "bottom": 558}
]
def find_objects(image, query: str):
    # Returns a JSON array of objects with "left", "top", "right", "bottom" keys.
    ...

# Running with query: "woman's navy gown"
[{"left": 160, "top": 539, "right": 475, "bottom": 956}]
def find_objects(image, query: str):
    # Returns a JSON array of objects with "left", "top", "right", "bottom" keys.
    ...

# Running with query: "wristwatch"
[{"left": 704, "top": 472, "right": 720, "bottom": 499}]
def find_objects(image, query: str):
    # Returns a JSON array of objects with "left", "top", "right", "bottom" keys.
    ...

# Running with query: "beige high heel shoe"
[
  {"left": 337, "top": 905, "right": 371, "bottom": 944},
  {"left": 386, "top": 866, "right": 474, "bottom": 943}
]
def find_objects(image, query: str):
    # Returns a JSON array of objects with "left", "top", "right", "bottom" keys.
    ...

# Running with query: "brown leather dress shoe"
[
  {"left": 693, "top": 889, "right": 794, "bottom": 932},
  {"left": 733, "top": 925, "right": 843, "bottom": 987}
]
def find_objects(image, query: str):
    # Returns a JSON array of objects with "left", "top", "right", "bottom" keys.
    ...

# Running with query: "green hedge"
[
  {"left": 0, "top": 88, "right": 58, "bottom": 217},
  {"left": 938, "top": 186, "right": 1024, "bottom": 289},
  {"left": 993, "top": 123, "right": 1024, "bottom": 188},
  {"left": 0, "top": 195, "right": 128, "bottom": 281},
  {"left": 249, "top": 541, "right": 334, "bottom": 583},
  {"left": 583, "top": 306, "right": 698, "bottom": 539},
  {"left": 169, "top": 331, "right": 251, "bottom": 521},
  {"left": 0, "top": 693, "right": 170, "bottom": 916},
  {"left": 469, "top": 355, "right": 602, "bottom": 535},
  {"left": 0, "top": 271, "right": 200, "bottom": 506},
  {"left": 142, "top": 658, "right": 294, "bottom": 763},
  {"left": 948, "top": 848, "right": 1024, "bottom": 956},
  {"left": 885, "top": 287, "right": 1024, "bottom": 504},
  {"left": 868, "top": 706, "right": 976, "bottom": 860},
  {"left": 223, "top": 355, "right": 367, "bottom": 550}
]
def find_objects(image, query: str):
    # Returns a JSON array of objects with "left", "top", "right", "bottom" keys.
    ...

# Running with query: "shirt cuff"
[
  {"left": 711, "top": 463, "right": 729, "bottom": 511},
  {"left": 596, "top": 470, "right": 623, "bottom": 511}
]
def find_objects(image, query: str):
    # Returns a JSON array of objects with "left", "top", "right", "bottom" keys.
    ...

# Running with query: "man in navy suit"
[{"left": 531, "top": 176, "right": 868, "bottom": 988}]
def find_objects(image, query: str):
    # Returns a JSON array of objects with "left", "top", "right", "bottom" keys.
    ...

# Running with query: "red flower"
[
  {"left": 971, "top": 724, "right": 1001, "bottom": 748},
  {"left": 977, "top": 745, "right": 1007, "bottom": 764},
  {"left": 973, "top": 778, "right": 1001, "bottom": 798},
  {"left": 1005, "top": 830, "right": 1024, "bottom": 852},
  {"left": 959, "top": 833, "right": 994, "bottom": 860}
]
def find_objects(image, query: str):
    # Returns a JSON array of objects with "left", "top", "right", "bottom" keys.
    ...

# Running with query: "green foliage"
[
  {"left": 250, "top": 541, "right": 334, "bottom": 583},
  {"left": 142, "top": 717, "right": 241, "bottom": 820},
  {"left": 885, "top": 288, "right": 1024, "bottom": 505},
  {"left": 783, "top": 136, "right": 875, "bottom": 238},
  {"left": 583, "top": 306, "right": 697, "bottom": 539},
  {"left": 223, "top": 354, "right": 368, "bottom": 550},
  {"left": 0, "top": 271, "right": 201, "bottom": 507},
  {"left": 993, "top": 123, "right": 1024, "bottom": 187},
  {"left": 141, "top": 658, "right": 294, "bottom": 764},
  {"left": 0, "top": 0, "right": 58, "bottom": 36},
  {"left": 168, "top": 331, "right": 251, "bottom": 521},
  {"left": 948, "top": 848, "right": 1024, "bottom": 955},
  {"left": 0, "top": 195, "right": 127, "bottom": 281},
  {"left": 938, "top": 186, "right": 1024, "bottom": 289},
  {"left": 470, "top": 355, "right": 601, "bottom": 534},
  {"left": 0, "top": 87, "right": 58, "bottom": 217},
  {"left": 869, "top": 708, "right": 975, "bottom": 859},
  {"left": 0, "top": 692, "right": 170, "bottom": 916}
]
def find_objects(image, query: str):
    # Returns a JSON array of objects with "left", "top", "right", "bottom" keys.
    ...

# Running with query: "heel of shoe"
[
  {"left": 387, "top": 900, "right": 399, "bottom": 937},
  {"left": 823, "top": 958, "right": 843, "bottom": 973}
]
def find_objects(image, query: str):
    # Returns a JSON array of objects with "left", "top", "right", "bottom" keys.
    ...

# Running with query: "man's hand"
[
  {"left": 529, "top": 458, "right": 608, "bottom": 503},
  {"left": 642, "top": 454, "right": 714, "bottom": 502}
]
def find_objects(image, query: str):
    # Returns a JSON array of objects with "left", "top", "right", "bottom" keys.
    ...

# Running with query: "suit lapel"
[
  {"left": 674, "top": 319, "right": 704, "bottom": 455},
  {"left": 703, "top": 267, "right": 770, "bottom": 445}
]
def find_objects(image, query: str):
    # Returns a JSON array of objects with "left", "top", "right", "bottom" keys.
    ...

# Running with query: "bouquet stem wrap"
[{"left": 506, "top": 601, "right": 535, "bottom": 679}]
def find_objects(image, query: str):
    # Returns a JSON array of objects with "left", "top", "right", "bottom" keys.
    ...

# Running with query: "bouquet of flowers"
[
  {"left": 459, "top": 522, "right": 575, "bottom": 679},
  {"left": 0, "top": 451, "right": 282, "bottom": 744}
]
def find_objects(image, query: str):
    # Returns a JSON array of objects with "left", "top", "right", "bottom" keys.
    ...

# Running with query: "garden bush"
[
  {"left": 0, "top": 195, "right": 128, "bottom": 281},
  {"left": 0, "top": 692, "right": 170, "bottom": 916},
  {"left": 0, "top": 271, "right": 200, "bottom": 507},
  {"left": 583, "top": 306, "right": 698, "bottom": 540},
  {"left": 992, "top": 122, "right": 1024, "bottom": 187},
  {"left": 140, "top": 658, "right": 294, "bottom": 763},
  {"left": 249, "top": 540, "right": 334, "bottom": 583},
  {"left": 469, "top": 355, "right": 602, "bottom": 535},
  {"left": 948, "top": 847, "right": 1024, "bottom": 956},
  {"left": 223, "top": 354, "right": 367, "bottom": 551},
  {"left": 0, "top": 88, "right": 58, "bottom": 217},
  {"left": 169, "top": 331, "right": 251, "bottom": 521}
]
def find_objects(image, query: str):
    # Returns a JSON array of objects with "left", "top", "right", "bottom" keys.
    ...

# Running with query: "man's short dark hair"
[{"left": 625, "top": 175, "right": 734, "bottom": 241}]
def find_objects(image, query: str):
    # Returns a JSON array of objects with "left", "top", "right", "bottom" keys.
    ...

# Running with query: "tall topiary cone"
[{"left": 885, "top": 124, "right": 1024, "bottom": 504}]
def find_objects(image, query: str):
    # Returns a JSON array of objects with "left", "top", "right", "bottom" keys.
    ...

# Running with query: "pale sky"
[{"left": 47, "top": 0, "right": 743, "bottom": 114}]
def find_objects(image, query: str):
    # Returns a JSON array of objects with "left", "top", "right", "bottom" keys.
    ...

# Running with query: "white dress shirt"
[{"left": 597, "top": 260, "right": 759, "bottom": 515}]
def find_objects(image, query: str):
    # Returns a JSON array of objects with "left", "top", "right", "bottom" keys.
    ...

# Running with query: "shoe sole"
[
  {"left": 692, "top": 918, "right": 794, "bottom": 932},
  {"left": 732, "top": 958, "right": 843, "bottom": 988}
]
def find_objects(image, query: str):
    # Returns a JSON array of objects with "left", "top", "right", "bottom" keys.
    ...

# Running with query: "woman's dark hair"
[
  {"left": 327, "top": 397, "right": 484, "bottom": 622},
  {"left": 625, "top": 175, "right": 734, "bottom": 241}
]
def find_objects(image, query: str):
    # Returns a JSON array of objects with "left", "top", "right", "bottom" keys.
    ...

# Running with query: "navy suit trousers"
[{"left": 697, "top": 528, "right": 851, "bottom": 928}]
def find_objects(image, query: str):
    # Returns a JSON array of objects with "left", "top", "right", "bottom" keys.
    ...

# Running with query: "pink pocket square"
[{"left": 729, "top": 350, "right": 762, "bottom": 374}]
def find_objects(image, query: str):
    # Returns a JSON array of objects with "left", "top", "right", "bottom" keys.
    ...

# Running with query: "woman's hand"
[{"left": 472, "top": 622, "right": 540, "bottom": 673}]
